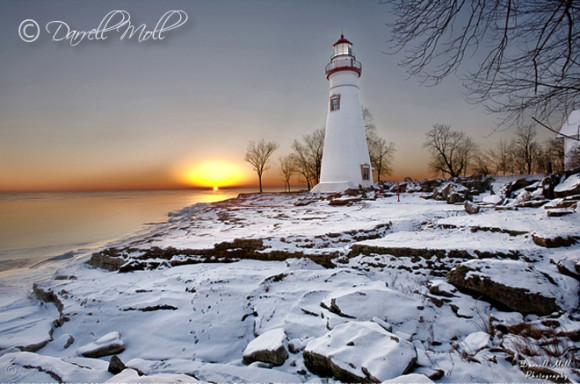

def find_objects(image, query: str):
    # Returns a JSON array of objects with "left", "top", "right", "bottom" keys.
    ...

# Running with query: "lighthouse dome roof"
[{"left": 332, "top": 34, "right": 353, "bottom": 47}]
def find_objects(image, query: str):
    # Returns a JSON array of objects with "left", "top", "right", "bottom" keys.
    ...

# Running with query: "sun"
[{"left": 180, "top": 160, "right": 246, "bottom": 189}]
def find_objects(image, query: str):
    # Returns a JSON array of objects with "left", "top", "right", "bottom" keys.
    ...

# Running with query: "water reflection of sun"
[{"left": 180, "top": 161, "right": 245, "bottom": 189}]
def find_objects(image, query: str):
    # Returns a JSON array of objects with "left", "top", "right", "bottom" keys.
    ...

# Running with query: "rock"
[
  {"left": 541, "top": 175, "right": 558, "bottom": 199},
  {"left": 105, "top": 369, "right": 198, "bottom": 383},
  {"left": 459, "top": 331, "right": 490, "bottom": 354},
  {"left": 546, "top": 209, "right": 575, "bottom": 217},
  {"left": 544, "top": 197, "right": 579, "bottom": 209},
  {"left": 448, "top": 191, "right": 465, "bottom": 204},
  {"left": 447, "top": 260, "right": 562, "bottom": 315},
  {"left": 320, "top": 283, "right": 423, "bottom": 329},
  {"left": 460, "top": 177, "right": 492, "bottom": 194},
  {"left": 108, "top": 355, "right": 126, "bottom": 374},
  {"left": 434, "top": 182, "right": 469, "bottom": 204},
  {"left": 77, "top": 332, "right": 125, "bottom": 358},
  {"left": 464, "top": 200, "right": 480, "bottom": 214},
  {"left": 304, "top": 321, "right": 417, "bottom": 383},
  {"left": 554, "top": 173, "right": 580, "bottom": 198},
  {"left": 87, "top": 250, "right": 126, "bottom": 271},
  {"left": 532, "top": 233, "right": 578, "bottom": 248},
  {"left": 428, "top": 280, "right": 457, "bottom": 297},
  {"left": 557, "top": 258, "right": 580, "bottom": 281},
  {"left": 243, "top": 328, "right": 288, "bottom": 366},
  {"left": 382, "top": 373, "right": 434, "bottom": 383},
  {"left": 419, "top": 179, "right": 443, "bottom": 193},
  {"left": 504, "top": 178, "right": 538, "bottom": 198},
  {"left": 482, "top": 194, "right": 503, "bottom": 205}
]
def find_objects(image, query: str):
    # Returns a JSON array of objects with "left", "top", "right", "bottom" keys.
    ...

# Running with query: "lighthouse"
[{"left": 311, "top": 34, "right": 373, "bottom": 193}]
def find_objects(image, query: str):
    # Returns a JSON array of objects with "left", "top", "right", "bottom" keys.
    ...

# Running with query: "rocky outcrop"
[
  {"left": 242, "top": 328, "right": 288, "bottom": 366},
  {"left": 447, "top": 260, "right": 562, "bottom": 315},
  {"left": 304, "top": 321, "right": 417, "bottom": 383},
  {"left": 77, "top": 332, "right": 125, "bottom": 358}
]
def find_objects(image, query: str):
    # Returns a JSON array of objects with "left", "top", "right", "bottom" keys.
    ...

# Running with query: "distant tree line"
[{"left": 424, "top": 123, "right": 568, "bottom": 178}]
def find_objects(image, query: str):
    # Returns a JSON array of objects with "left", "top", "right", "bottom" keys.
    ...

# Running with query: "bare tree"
[
  {"left": 568, "top": 146, "right": 580, "bottom": 170},
  {"left": 290, "top": 128, "right": 324, "bottom": 190},
  {"left": 423, "top": 124, "right": 475, "bottom": 178},
  {"left": 363, "top": 106, "right": 396, "bottom": 183},
  {"left": 456, "top": 136, "right": 478, "bottom": 176},
  {"left": 384, "top": 1, "right": 580, "bottom": 126},
  {"left": 368, "top": 135, "right": 395, "bottom": 183},
  {"left": 472, "top": 153, "right": 493, "bottom": 176},
  {"left": 544, "top": 138, "right": 565, "bottom": 173},
  {"left": 486, "top": 140, "right": 512, "bottom": 175},
  {"left": 512, "top": 125, "right": 538, "bottom": 174},
  {"left": 245, "top": 139, "right": 279, "bottom": 193},
  {"left": 279, "top": 155, "right": 295, "bottom": 192}
]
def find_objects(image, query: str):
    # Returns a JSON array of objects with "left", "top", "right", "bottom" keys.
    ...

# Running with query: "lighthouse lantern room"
[{"left": 311, "top": 35, "right": 373, "bottom": 193}]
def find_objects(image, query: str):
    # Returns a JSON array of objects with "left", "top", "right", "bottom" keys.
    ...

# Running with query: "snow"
[{"left": 0, "top": 182, "right": 579, "bottom": 383}]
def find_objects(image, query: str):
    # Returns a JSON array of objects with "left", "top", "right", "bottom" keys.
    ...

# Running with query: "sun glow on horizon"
[{"left": 179, "top": 160, "right": 246, "bottom": 189}]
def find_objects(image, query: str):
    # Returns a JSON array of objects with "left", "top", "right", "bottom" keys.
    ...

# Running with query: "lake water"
[{"left": 0, "top": 188, "right": 267, "bottom": 272}]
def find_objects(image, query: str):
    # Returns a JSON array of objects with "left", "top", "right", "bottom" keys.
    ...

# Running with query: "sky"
[{"left": 0, "top": 0, "right": 556, "bottom": 192}]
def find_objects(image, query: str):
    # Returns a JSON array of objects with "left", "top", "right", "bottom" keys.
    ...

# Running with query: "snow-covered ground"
[{"left": 0, "top": 175, "right": 579, "bottom": 383}]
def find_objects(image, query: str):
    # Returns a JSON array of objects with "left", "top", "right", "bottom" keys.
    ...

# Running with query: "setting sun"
[{"left": 179, "top": 160, "right": 246, "bottom": 189}]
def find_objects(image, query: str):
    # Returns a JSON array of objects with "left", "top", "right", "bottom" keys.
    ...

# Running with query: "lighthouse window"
[
  {"left": 361, "top": 164, "right": 370, "bottom": 181},
  {"left": 330, "top": 95, "right": 340, "bottom": 111}
]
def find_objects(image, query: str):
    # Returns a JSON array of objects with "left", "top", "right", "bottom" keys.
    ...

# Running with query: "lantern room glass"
[{"left": 333, "top": 43, "right": 353, "bottom": 57}]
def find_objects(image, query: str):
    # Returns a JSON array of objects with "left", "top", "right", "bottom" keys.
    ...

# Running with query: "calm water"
[{"left": 0, "top": 188, "right": 260, "bottom": 272}]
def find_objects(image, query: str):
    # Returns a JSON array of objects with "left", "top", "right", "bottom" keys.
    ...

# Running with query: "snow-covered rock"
[
  {"left": 434, "top": 182, "right": 469, "bottom": 204},
  {"left": 464, "top": 200, "right": 480, "bottom": 214},
  {"left": 304, "top": 321, "right": 417, "bottom": 383},
  {"left": 482, "top": 194, "right": 503, "bottom": 205},
  {"left": 242, "top": 328, "right": 288, "bottom": 366},
  {"left": 428, "top": 280, "right": 456, "bottom": 297},
  {"left": 382, "top": 373, "right": 434, "bottom": 383},
  {"left": 554, "top": 173, "right": 580, "bottom": 197},
  {"left": 0, "top": 351, "right": 110, "bottom": 383},
  {"left": 459, "top": 331, "right": 490, "bottom": 354},
  {"left": 320, "top": 282, "right": 423, "bottom": 333},
  {"left": 105, "top": 368, "right": 197, "bottom": 383},
  {"left": 447, "top": 260, "right": 563, "bottom": 315},
  {"left": 77, "top": 331, "right": 125, "bottom": 358}
]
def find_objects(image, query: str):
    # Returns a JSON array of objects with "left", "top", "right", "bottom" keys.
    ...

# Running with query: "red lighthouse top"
[
  {"left": 332, "top": 34, "right": 353, "bottom": 48},
  {"left": 325, "top": 34, "right": 362, "bottom": 79}
]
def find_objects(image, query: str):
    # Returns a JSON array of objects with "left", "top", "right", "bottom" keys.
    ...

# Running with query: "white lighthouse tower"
[{"left": 311, "top": 34, "right": 373, "bottom": 193}]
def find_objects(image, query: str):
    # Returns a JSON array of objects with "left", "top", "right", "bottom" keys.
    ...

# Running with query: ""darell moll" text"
[{"left": 45, "top": 10, "right": 188, "bottom": 46}]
